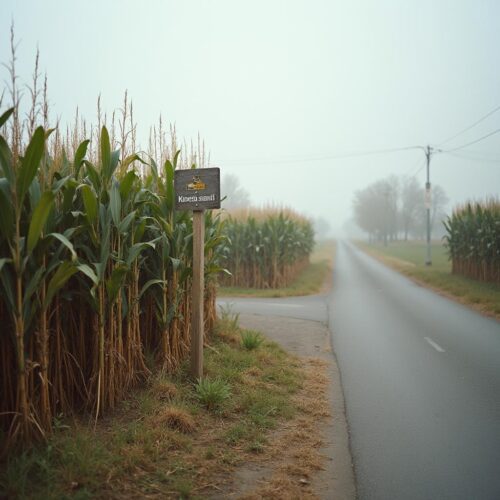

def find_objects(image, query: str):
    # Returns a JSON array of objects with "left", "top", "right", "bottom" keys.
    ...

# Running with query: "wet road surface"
[
  {"left": 218, "top": 241, "right": 500, "bottom": 499},
  {"left": 330, "top": 241, "right": 500, "bottom": 500}
]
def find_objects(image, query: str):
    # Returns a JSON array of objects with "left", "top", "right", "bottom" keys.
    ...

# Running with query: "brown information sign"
[{"left": 174, "top": 167, "right": 220, "bottom": 211}]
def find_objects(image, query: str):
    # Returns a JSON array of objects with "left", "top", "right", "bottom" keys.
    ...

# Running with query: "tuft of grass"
[
  {"left": 246, "top": 440, "right": 265, "bottom": 454},
  {"left": 194, "top": 377, "right": 232, "bottom": 411},
  {"left": 155, "top": 407, "right": 196, "bottom": 434},
  {"left": 240, "top": 330, "right": 264, "bottom": 350},
  {"left": 225, "top": 422, "right": 253, "bottom": 444},
  {"left": 172, "top": 477, "right": 193, "bottom": 499},
  {"left": 218, "top": 302, "right": 240, "bottom": 329},
  {"left": 151, "top": 376, "right": 179, "bottom": 401},
  {"left": 214, "top": 304, "right": 242, "bottom": 346}
]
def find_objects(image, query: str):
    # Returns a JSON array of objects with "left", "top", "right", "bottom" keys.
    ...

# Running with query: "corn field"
[
  {"left": 0, "top": 103, "right": 227, "bottom": 452},
  {"left": 221, "top": 208, "right": 315, "bottom": 289},
  {"left": 444, "top": 200, "right": 500, "bottom": 283}
]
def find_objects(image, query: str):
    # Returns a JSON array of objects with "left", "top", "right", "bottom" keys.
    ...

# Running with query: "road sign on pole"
[
  {"left": 175, "top": 168, "right": 220, "bottom": 211},
  {"left": 424, "top": 185, "right": 432, "bottom": 210},
  {"left": 174, "top": 168, "right": 220, "bottom": 379}
]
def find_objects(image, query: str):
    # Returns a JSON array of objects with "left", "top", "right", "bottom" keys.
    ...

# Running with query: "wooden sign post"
[
  {"left": 191, "top": 210, "right": 204, "bottom": 379},
  {"left": 174, "top": 168, "right": 220, "bottom": 379}
]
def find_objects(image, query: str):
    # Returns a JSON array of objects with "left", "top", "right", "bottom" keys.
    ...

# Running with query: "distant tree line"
[
  {"left": 353, "top": 175, "right": 449, "bottom": 244},
  {"left": 221, "top": 173, "right": 251, "bottom": 210}
]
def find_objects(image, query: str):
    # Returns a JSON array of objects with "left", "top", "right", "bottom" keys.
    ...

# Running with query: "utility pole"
[{"left": 424, "top": 145, "right": 432, "bottom": 266}]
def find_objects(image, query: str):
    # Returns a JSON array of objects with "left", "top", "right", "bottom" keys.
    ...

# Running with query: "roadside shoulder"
[
  {"left": 355, "top": 242, "right": 500, "bottom": 322},
  {"left": 231, "top": 314, "right": 356, "bottom": 500}
]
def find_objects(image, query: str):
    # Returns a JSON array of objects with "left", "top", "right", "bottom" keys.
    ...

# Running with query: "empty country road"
[
  {"left": 219, "top": 241, "right": 500, "bottom": 499},
  {"left": 330, "top": 241, "right": 500, "bottom": 500}
]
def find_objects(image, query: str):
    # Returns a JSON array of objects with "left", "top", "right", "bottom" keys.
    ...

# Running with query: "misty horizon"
[{"left": 1, "top": 0, "right": 499, "bottom": 236}]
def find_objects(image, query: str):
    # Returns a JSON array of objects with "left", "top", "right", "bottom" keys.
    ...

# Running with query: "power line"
[
  {"left": 443, "top": 150, "right": 500, "bottom": 163},
  {"left": 443, "top": 128, "right": 500, "bottom": 152},
  {"left": 216, "top": 145, "right": 422, "bottom": 166},
  {"left": 214, "top": 106, "right": 499, "bottom": 168},
  {"left": 403, "top": 156, "right": 426, "bottom": 177},
  {"left": 438, "top": 104, "right": 500, "bottom": 146},
  {"left": 412, "top": 161, "right": 426, "bottom": 177}
]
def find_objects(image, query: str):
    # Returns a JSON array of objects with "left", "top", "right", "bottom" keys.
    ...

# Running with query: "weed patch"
[
  {"left": 0, "top": 316, "right": 328, "bottom": 499},
  {"left": 194, "top": 377, "right": 232, "bottom": 411},
  {"left": 241, "top": 330, "right": 264, "bottom": 350}
]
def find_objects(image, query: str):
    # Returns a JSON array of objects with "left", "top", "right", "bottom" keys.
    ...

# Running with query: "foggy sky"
[{"left": 1, "top": 0, "right": 499, "bottom": 234}]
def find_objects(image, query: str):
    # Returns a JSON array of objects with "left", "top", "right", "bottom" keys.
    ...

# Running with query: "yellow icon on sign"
[{"left": 187, "top": 175, "right": 206, "bottom": 191}]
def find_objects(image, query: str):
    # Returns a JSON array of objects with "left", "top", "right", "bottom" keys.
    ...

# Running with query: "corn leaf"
[
  {"left": 164, "top": 159, "right": 175, "bottom": 211},
  {"left": 44, "top": 262, "right": 78, "bottom": 309},
  {"left": 105, "top": 265, "right": 128, "bottom": 303},
  {"left": 0, "top": 107, "right": 14, "bottom": 128},
  {"left": 110, "top": 180, "right": 121, "bottom": 228},
  {"left": 0, "top": 178, "right": 14, "bottom": 240},
  {"left": 23, "top": 267, "right": 45, "bottom": 310},
  {"left": 126, "top": 241, "right": 155, "bottom": 267},
  {"left": 74, "top": 140, "right": 90, "bottom": 178},
  {"left": 0, "top": 258, "right": 10, "bottom": 272},
  {"left": 27, "top": 191, "right": 55, "bottom": 254},
  {"left": 100, "top": 126, "right": 111, "bottom": 179},
  {"left": 83, "top": 160, "right": 100, "bottom": 189},
  {"left": 47, "top": 232, "right": 77, "bottom": 261},
  {"left": 81, "top": 184, "right": 98, "bottom": 224},
  {"left": 0, "top": 266, "right": 15, "bottom": 312},
  {"left": 119, "top": 170, "right": 138, "bottom": 200},
  {"left": 138, "top": 278, "right": 166, "bottom": 299},
  {"left": 17, "top": 126, "right": 45, "bottom": 207},
  {"left": 118, "top": 210, "right": 136, "bottom": 234},
  {"left": 120, "top": 153, "right": 146, "bottom": 176},
  {"left": 0, "top": 135, "right": 14, "bottom": 185},
  {"left": 76, "top": 263, "right": 99, "bottom": 285}
]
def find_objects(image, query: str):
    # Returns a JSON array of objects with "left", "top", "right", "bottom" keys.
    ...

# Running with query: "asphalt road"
[
  {"left": 219, "top": 241, "right": 500, "bottom": 500},
  {"left": 218, "top": 293, "right": 328, "bottom": 324},
  {"left": 330, "top": 241, "right": 500, "bottom": 500}
]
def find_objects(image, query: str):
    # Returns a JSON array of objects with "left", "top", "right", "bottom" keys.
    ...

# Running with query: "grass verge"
[
  {"left": 219, "top": 240, "right": 335, "bottom": 298},
  {"left": 357, "top": 240, "right": 500, "bottom": 320},
  {"left": 0, "top": 315, "right": 330, "bottom": 499}
]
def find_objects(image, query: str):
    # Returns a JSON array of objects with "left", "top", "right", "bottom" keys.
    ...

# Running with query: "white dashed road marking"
[{"left": 424, "top": 337, "right": 445, "bottom": 353}]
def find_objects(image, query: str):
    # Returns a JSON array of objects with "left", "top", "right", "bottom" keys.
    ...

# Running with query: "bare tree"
[
  {"left": 353, "top": 176, "right": 399, "bottom": 245},
  {"left": 353, "top": 174, "right": 449, "bottom": 242},
  {"left": 400, "top": 176, "right": 421, "bottom": 241},
  {"left": 221, "top": 173, "right": 251, "bottom": 210}
]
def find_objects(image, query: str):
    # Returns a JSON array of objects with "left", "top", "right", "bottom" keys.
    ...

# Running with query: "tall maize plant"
[
  {"left": 0, "top": 108, "right": 226, "bottom": 451},
  {"left": 444, "top": 200, "right": 500, "bottom": 283},
  {"left": 222, "top": 208, "right": 315, "bottom": 289}
]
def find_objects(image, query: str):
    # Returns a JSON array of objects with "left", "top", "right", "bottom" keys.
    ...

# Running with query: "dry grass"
[
  {"left": 155, "top": 407, "right": 196, "bottom": 434},
  {"left": 225, "top": 357, "right": 331, "bottom": 499},
  {"left": 1, "top": 318, "right": 334, "bottom": 499},
  {"left": 151, "top": 379, "right": 179, "bottom": 401},
  {"left": 244, "top": 366, "right": 264, "bottom": 378}
]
